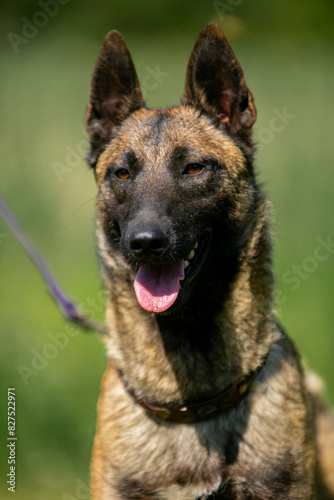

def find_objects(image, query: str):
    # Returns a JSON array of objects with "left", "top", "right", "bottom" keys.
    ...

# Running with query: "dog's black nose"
[{"left": 128, "top": 228, "right": 169, "bottom": 260}]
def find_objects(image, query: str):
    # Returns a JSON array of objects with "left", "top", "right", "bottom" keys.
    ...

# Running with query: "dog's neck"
[{"left": 101, "top": 198, "right": 279, "bottom": 404}]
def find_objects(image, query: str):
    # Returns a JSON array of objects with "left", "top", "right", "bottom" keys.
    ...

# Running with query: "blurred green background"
[{"left": 0, "top": 1, "right": 333, "bottom": 498}]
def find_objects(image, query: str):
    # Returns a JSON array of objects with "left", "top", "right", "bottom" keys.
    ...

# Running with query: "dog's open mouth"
[{"left": 134, "top": 232, "right": 211, "bottom": 313}]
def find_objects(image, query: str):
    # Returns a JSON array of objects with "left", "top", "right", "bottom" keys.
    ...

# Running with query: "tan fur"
[{"left": 85, "top": 24, "right": 334, "bottom": 500}]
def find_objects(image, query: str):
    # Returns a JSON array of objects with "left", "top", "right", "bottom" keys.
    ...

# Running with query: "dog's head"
[{"left": 86, "top": 23, "right": 258, "bottom": 314}]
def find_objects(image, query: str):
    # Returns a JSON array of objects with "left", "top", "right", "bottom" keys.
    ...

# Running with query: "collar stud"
[
  {"left": 157, "top": 408, "right": 171, "bottom": 419},
  {"left": 238, "top": 383, "right": 248, "bottom": 395}
]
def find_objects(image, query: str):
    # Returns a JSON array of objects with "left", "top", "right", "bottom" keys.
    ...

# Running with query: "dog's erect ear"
[
  {"left": 85, "top": 31, "right": 145, "bottom": 168},
  {"left": 182, "top": 23, "right": 256, "bottom": 135}
]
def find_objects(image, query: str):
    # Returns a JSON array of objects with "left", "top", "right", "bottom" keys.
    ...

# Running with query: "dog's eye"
[
  {"left": 115, "top": 169, "right": 130, "bottom": 180},
  {"left": 183, "top": 164, "right": 204, "bottom": 175}
]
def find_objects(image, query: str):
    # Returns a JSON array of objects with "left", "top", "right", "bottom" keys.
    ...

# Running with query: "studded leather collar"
[{"left": 121, "top": 356, "right": 267, "bottom": 425}]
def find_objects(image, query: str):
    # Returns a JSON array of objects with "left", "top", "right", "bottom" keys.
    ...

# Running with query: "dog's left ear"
[
  {"left": 182, "top": 23, "right": 256, "bottom": 135},
  {"left": 85, "top": 31, "right": 145, "bottom": 168}
]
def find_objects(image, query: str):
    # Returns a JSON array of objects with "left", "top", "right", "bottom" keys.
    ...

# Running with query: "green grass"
[{"left": 0, "top": 27, "right": 333, "bottom": 499}]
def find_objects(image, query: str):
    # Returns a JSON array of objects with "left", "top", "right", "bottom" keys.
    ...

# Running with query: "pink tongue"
[{"left": 134, "top": 261, "right": 185, "bottom": 313}]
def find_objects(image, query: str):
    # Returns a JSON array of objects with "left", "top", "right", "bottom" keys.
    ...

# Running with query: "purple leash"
[{"left": 0, "top": 193, "right": 106, "bottom": 336}]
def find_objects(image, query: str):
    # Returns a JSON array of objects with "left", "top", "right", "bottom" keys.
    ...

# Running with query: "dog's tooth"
[
  {"left": 184, "top": 260, "right": 190, "bottom": 269},
  {"left": 187, "top": 249, "right": 195, "bottom": 260},
  {"left": 194, "top": 241, "right": 199, "bottom": 249}
]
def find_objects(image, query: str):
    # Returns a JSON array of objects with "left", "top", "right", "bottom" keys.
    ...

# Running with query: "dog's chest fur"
[{"left": 95, "top": 337, "right": 313, "bottom": 499}]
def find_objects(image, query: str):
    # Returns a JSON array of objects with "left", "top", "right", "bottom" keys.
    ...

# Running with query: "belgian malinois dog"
[{"left": 85, "top": 23, "right": 334, "bottom": 499}]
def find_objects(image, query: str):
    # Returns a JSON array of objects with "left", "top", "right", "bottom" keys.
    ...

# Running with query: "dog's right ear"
[
  {"left": 182, "top": 23, "right": 256, "bottom": 138},
  {"left": 85, "top": 31, "right": 145, "bottom": 168}
]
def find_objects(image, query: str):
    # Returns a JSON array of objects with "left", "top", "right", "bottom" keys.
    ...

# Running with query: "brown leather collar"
[{"left": 121, "top": 356, "right": 267, "bottom": 425}]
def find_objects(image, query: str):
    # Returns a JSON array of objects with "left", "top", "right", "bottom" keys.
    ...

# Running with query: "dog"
[{"left": 85, "top": 23, "right": 334, "bottom": 499}]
